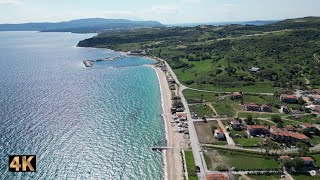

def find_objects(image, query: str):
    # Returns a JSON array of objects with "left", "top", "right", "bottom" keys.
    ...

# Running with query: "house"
[
  {"left": 280, "top": 106, "right": 291, "bottom": 114},
  {"left": 176, "top": 112, "right": 187, "bottom": 120},
  {"left": 279, "top": 156, "right": 315, "bottom": 167},
  {"left": 244, "top": 103, "right": 261, "bottom": 111},
  {"left": 304, "top": 123, "right": 318, "bottom": 134},
  {"left": 280, "top": 94, "right": 298, "bottom": 104},
  {"left": 247, "top": 125, "right": 269, "bottom": 136},
  {"left": 206, "top": 174, "right": 229, "bottom": 180},
  {"left": 270, "top": 125, "right": 309, "bottom": 145},
  {"left": 301, "top": 157, "right": 315, "bottom": 166},
  {"left": 249, "top": 67, "right": 260, "bottom": 73},
  {"left": 261, "top": 104, "right": 272, "bottom": 112},
  {"left": 230, "top": 120, "right": 242, "bottom": 130},
  {"left": 284, "top": 125, "right": 296, "bottom": 132},
  {"left": 314, "top": 106, "right": 320, "bottom": 114},
  {"left": 231, "top": 92, "right": 242, "bottom": 100},
  {"left": 214, "top": 128, "right": 226, "bottom": 140}
]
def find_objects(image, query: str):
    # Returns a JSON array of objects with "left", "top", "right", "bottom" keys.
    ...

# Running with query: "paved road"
[{"left": 160, "top": 59, "right": 206, "bottom": 179}]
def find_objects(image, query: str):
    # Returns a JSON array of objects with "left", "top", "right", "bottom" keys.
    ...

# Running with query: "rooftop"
[{"left": 206, "top": 174, "right": 229, "bottom": 180}]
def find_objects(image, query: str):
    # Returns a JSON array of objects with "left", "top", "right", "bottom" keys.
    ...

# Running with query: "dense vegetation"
[{"left": 78, "top": 17, "right": 320, "bottom": 92}]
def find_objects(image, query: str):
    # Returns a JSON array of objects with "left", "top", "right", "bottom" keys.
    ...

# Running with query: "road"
[
  {"left": 161, "top": 59, "right": 207, "bottom": 179},
  {"left": 314, "top": 53, "right": 320, "bottom": 63}
]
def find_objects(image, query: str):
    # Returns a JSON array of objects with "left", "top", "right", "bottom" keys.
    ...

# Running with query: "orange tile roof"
[
  {"left": 247, "top": 125, "right": 268, "bottom": 130},
  {"left": 207, "top": 174, "right": 229, "bottom": 180},
  {"left": 281, "top": 94, "right": 297, "bottom": 99},
  {"left": 302, "top": 157, "right": 314, "bottom": 162},
  {"left": 272, "top": 131, "right": 309, "bottom": 140},
  {"left": 305, "top": 123, "right": 314, "bottom": 128},
  {"left": 279, "top": 155, "right": 290, "bottom": 159}
]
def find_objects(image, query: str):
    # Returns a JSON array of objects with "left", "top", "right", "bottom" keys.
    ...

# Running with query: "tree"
[
  {"left": 260, "top": 138, "right": 281, "bottom": 155},
  {"left": 298, "top": 97, "right": 306, "bottom": 105},
  {"left": 292, "top": 157, "right": 304, "bottom": 169},
  {"left": 247, "top": 114, "right": 253, "bottom": 125},
  {"left": 296, "top": 142, "right": 309, "bottom": 156},
  {"left": 271, "top": 115, "right": 282, "bottom": 123}
]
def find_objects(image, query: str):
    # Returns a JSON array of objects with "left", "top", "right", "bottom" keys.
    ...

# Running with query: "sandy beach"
[{"left": 148, "top": 64, "right": 186, "bottom": 180}]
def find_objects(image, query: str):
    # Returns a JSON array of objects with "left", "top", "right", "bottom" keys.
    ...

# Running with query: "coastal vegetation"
[
  {"left": 184, "top": 150, "right": 198, "bottom": 180},
  {"left": 78, "top": 17, "right": 320, "bottom": 93}
]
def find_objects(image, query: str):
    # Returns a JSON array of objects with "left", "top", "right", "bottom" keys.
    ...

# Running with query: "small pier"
[
  {"left": 83, "top": 55, "right": 127, "bottom": 67},
  {"left": 151, "top": 146, "right": 171, "bottom": 151}
]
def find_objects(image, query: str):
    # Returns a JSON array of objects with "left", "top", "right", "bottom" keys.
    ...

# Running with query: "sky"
[{"left": 0, "top": 0, "right": 320, "bottom": 24}]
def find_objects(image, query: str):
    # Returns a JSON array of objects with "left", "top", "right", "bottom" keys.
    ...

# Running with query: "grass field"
[
  {"left": 217, "top": 149, "right": 280, "bottom": 170},
  {"left": 214, "top": 102, "right": 238, "bottom": 117},
  {"left": 255, "top": 119, "right": 276, "bottom": 126},
  {"left": 238, "top": 112, "right": 282, "bottom": 119},
  {"left": 234, "top": 137, "right": 262, "bottom": 147},
  {"left": 189, "top": 104, "right": 214, "bottom": 118},
  {"left": 286, "top": 114, "right": 320, "bottom": 124},
  {"left": 291, "top": 174, "right": 318, "bottom": 180},
  {"left": 185, "top": 150, "right": 198, "bottom": 180},
  {"left": 247, "top": 175, "right": 282, "bottom": 180}
]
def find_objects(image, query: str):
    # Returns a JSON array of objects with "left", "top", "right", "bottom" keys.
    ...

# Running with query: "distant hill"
[
  {"left": 169, "top": 20, "right": 278, "bottom": 27},
  {"left": 0, "top": 18, "right": 164, "bottom": 33}
]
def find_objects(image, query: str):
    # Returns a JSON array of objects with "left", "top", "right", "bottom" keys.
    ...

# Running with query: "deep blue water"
[{"left": 0, "top": 32, "right": 165, "bottom": 179}]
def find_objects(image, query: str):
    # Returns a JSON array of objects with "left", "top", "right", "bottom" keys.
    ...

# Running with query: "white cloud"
[
  {"left": 0, "top": 0, "right": 22, "bottom": 5},
  {"left": 150, "top": 5, "right": 178, "bottom": 15}
]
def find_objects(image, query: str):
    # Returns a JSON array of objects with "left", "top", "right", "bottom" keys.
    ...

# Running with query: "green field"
[
  {"left": 291, "top": 174, "right": 318, "bottom": 180},
  {"left": 185, "top": 150, "right": 198, "bottom": 180},
  {"left": 217, "top": 149, "right": 280, "bottom": 170},
  {"left": 234, "top": 137, "right": 262, "bottom": 147},
  {"left": 189, "top": 104, "right": 214, "bottom": 118},
  {"left": 247, "top": 175, "right": 282, "bottom": 180},
  {"left": 286, "top": 114, "right": 320, "bottom": 124}
]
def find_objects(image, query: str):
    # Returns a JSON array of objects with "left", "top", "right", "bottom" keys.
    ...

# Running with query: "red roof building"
[{"left": 206, "top": 174, "right": 229, "bottom": 180}]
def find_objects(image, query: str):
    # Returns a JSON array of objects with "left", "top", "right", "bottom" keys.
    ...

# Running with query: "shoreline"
[
  {"left": 148, "top": 64, "right": 169, "bottom": 180},
  {"left": 146, "top": 63, "right": 184, "bottom": 180},
  {"left": 77, "top": 44, "right": 183, "bottom": 179}
]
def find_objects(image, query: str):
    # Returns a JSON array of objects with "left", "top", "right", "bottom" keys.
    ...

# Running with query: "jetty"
[
  {"left": 83, "top": 60, "right": 93, "bottom": 67},
  {"left": 83, "top": 55, "right": 127, "bottom": 67},
  {"left": 151, "top": 146, "right": 171, "bottom": 151}
]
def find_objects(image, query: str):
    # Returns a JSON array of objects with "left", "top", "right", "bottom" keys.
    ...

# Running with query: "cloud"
[
  {"left": 150, "top": 5, "right": 179, "bottom": 15},
  {"left": 0, "top": 0, "right": 22, "bottom": 5}
]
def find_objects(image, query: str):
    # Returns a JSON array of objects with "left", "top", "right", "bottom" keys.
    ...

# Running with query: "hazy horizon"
[{"left": 0, "top": 0, "right": 320, "bottom": 24}]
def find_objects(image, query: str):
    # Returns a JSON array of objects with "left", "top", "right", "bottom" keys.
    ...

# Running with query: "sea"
[{"left": 0, "top": 31, "right": 166, "bottom": 179}]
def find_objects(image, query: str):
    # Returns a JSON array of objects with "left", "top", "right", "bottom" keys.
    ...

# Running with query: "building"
[
  {"left": 244, "top": 103, "right": 261, "bottom": 111},
  {"left": 304, "top": 123, "right": 318, "bottom": 134},
  {"left": 284, "top": 125, "right": 296, "bottom": 132},
  {"left": 230, "top": 120, "right": 242, "bottom": 130},
  {"left": 314, "top": 95, "right": 320, "bottom": 105},
  {"left": 280, "top": 94, "right": 298, "bottom": 104},
  {"left": 279, "top": 156, "right": 315, "bottom": 167},
  {"left": 247, "top": 125, "right": 269, "bottom": 136},
  {"left": 127, "top": 50, "right": 146, "bottom": 56},
  {"left": 270, "top": 125, "right": 309, "bottom": 145},
  {"left": 280, "top": 106, "right": 291, "bottom": 114},
  {"left": 310, "top": 89, "right": 320, "bottom": 95},
  {"left": 249, "top": 67, "right": 260, "bottom": 73},
  {"left": 231, "top": 92, "right": 242, "bottom": 100},
  {"left": 301, "top": 157, "right": 315, "bottom": 166},
  {"left": 206, "top": 174, "right": 229, "bottom": 180},
  {"left": 214, "top": 128, "right": 226, "bottom": 140},
  {"left": 261, "top": 104, "right": 272, "bottom": 112}
]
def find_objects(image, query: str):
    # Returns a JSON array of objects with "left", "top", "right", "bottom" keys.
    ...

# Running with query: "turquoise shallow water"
[{"left": 0, "top": 32, "right": 165, "bottom": 179}]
